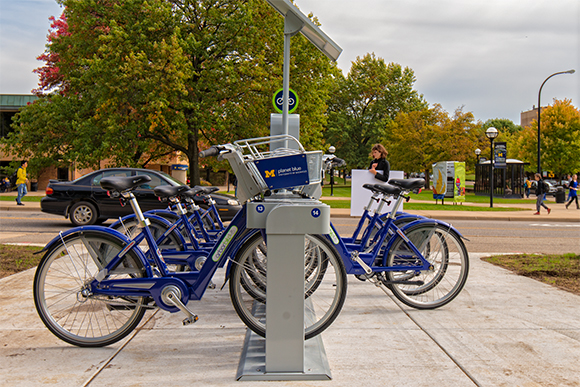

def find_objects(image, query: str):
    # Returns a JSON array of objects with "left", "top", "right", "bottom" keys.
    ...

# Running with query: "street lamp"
[
  {"left": 475, "top": 148, "right": 481, "bottom": 164},
  {"left": 537, "top": 69, "right": 575, "bottom": 174},
  {"left": 486, "top": 127, "right": 498, "bottom": 208},
  {"left": 328, "top": 146, "right": 336, "bottom": 196}
]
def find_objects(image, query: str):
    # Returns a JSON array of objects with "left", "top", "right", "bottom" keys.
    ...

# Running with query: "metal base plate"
[{"left": 236, "top": 302, "right": 332, "bottom": 381}]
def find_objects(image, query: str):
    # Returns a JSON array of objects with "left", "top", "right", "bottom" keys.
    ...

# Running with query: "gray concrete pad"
[{"left": 1, "top": 254, "right": 579, "bottom": 386}]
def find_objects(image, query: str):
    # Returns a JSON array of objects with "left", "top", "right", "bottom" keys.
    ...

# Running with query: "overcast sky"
[{"left": 1, "top": 0, "right": 578, "bottom": 125}]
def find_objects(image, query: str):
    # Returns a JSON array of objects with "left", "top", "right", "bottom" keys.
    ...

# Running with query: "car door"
[{"left": 91, "top": 170, "right": 134, "bottom": 218}]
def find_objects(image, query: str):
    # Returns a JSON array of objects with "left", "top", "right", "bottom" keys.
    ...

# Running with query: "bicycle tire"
[
  {"left": 229, "top": 233, "right": 346, "bottom": 340},
  {"left": 384, "top": 223, "right": 469, "bottom": 309},
  {"left": 33, "top": 231, "right": 148, "bottom": 347}
]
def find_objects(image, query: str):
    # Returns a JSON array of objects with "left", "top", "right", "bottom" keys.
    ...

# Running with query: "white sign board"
[{"left": 350, "top": 169, "right": 404, "bottom": 217}]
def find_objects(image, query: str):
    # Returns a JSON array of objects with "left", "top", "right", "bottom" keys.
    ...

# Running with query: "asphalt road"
[{"left": 1, "top": 210, "right": 579, "bottom": 254}]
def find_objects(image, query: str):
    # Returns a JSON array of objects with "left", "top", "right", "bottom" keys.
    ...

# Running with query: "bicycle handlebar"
[{"left": 199, "top": 146, "right": 220, "bottom": 158}]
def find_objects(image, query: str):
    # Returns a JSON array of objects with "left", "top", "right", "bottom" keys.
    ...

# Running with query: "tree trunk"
[
  {"left": 187, "top": 131, "right": 200, "bottom": 186},
  {"left": 424, "top": 167, "right": 431, "bottom": 189}
]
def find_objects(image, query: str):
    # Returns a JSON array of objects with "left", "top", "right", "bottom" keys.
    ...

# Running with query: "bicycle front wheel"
[
  {"left": 229, "top": 233, "right": 347, "bottom": 340},
  {"left": 33, "top": 231, "right": 148, "bottom": 347},
  {"left": 384, "top": 223, "right": 469, "bottom": 309}
]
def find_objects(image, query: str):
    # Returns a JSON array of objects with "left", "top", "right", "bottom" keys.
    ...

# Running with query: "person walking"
[
  {"left": 15, "top": 160, "right": 28, "bottom": 206},
  {"left": 565, "top": 174, "right": 578, "bottom": 210},
  {"left": 524, "top": 178, "right": 532, "bottom": 198},
  {"left": 533, "top": 173, "right": 551, "bottom": 215},
  {"left": 368, "top": 144, "right": 390, "bottom": 182}
]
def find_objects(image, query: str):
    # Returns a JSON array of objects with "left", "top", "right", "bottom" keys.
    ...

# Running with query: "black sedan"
[{"left": 41, "top": 168, "right": 241, "bottom": 226}]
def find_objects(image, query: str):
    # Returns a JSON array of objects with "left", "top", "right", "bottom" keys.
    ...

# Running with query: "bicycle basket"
[{"left": 234, "top": 135, "right": 323, "bottom": 191}]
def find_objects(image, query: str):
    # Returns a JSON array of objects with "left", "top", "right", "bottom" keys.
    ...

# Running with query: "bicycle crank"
[{"left": 160, "top": 285, "right": 199, "bottom": 325}]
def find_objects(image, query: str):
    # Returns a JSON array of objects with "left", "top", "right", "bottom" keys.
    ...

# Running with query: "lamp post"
[
  {"left": 486, "top": 127, "right": 498, "bottom": 208},
  {"left": 474, "top": 149, "right": 481, "bottom": 193},
  {"left": 328, "top": 146, "right": 336, "bottom": 196},
  {"left": 537, "top": 69, "right": 575, "bottom": 174}
]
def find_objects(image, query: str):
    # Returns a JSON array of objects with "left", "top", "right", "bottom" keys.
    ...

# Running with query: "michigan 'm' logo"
[{"left": 265, "top": 170, "right": 275, "bottom": 178}]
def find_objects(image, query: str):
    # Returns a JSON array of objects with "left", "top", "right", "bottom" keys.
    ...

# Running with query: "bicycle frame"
[
  {"left": 41, "top": 201, "right": 257, "bottom": 314},
  {"left": 325, "top": 191, "right": 462, "bottom": 276}
]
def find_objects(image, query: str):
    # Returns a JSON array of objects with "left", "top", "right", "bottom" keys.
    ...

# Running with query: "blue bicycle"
[{"left": 33, "top": 137, "right": 348, "bottom": 347}]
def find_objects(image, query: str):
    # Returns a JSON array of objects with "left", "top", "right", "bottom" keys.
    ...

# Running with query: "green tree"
[
  {"left": 3, "top": 0, "right": 338, "bottom": 185},
  {"left": 387, "top": 105, "right": 482, "bottom": 187},
  {"left": 325, "top": 53, "right": 426, "bottom": 169},
  {"left": 483, "top": 118, "right": 522, "bottom": 135},
  {"left": 513, "top": 99, "right": 580, "bottom": 176}
]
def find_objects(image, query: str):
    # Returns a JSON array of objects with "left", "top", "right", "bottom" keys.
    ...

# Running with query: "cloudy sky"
[{"left": 1, "top": 0, "right": 578, "bottom": 125}]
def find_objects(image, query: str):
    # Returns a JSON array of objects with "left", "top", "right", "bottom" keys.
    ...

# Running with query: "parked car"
[{"left": 41, "top": 168, "right": 241, "bottom": 226}]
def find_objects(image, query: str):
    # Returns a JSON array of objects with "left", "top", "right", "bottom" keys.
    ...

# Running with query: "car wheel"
[{"left": 70, "top": 202, "right": 98, "bottom": 226}]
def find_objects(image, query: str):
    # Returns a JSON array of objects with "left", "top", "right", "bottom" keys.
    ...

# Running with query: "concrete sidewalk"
[{"left": 1, "top": 255, "right": 579, "bottom": 386}]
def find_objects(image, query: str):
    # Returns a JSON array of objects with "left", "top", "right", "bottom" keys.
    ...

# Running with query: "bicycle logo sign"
[{"left": 272, "top": 88, "right": 299, "bottom": 114}]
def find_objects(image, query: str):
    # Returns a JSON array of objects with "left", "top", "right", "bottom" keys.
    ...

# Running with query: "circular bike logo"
[
  {"left": 311, "top": 208, "right": 321, "bottom": 218},
  {"left": 272, "top": 88, "right": 298, "bottom": 114},
  {"left": 256, "top": 204, "right": 265, "bottom": 213}
]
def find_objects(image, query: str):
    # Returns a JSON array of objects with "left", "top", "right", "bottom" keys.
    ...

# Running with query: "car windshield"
[{"left": 135, "top": 170, "right": 184, "bottom": 187}]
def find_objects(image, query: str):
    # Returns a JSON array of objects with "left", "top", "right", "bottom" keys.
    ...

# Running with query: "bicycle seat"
[
  {"left": 153, "top": 185, "right": 191, "bottom": 198},
  {"left": 362, "top": 183, "right": 381, "bottom": 193},
  {"left": 100, "top": 175, "right": 152, "bottom": 192},
  {"left": 388, "top": 178, "right": 425, "bottom": 191},
  {"left": 373, "top": 183, "right": 401, "bottom": 197},
  {"left": 180, "top": 186, "right": 208, "bottom": 199},
  {"left": 193, "top": 186, "right": 220, "bottom": 195}
]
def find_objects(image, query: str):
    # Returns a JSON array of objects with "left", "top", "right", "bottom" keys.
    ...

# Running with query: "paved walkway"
[{"left": 1, "top": 255, "right": 579, "bottom": 386}]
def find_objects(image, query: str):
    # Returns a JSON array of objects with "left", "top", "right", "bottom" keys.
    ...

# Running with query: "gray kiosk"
[{"left": 218, "top": 135, "right": 335, "bottom": 380}]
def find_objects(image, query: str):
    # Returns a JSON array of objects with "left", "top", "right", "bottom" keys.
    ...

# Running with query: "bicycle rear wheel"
[
  {"left": 229, "top": 233, "right": 347, "bottom": 340},
  {"left": 384, "top": 223, "right": 469, "bottom": 309},
  {"left": 33, "top": 231, "right": 148, "bottom": 347}
]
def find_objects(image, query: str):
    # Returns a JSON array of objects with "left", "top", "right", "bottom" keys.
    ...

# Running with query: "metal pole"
[
  {"left": 490, "top": 138, "right": 494, "bottom": 208},
  {"left": 282, "top": 12, "right": 303, "bottom": 148},
  {"left": 330, "top": 166, "right": 334, "bottom": 196},
  {"left": 282, "top": 33, "right": 291, "bottom": 138},
  {"left": 537, "top": 70, "right": 575, "bottom": 174}
]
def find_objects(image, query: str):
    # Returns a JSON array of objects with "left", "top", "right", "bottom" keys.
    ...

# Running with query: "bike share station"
[{"left": 233, "top": 0, "right": 342, "bottom": 381}]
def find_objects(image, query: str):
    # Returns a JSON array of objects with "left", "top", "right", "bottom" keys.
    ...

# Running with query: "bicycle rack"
[{"left": 236, "top": 198, "right": 332, "bottom": 381}]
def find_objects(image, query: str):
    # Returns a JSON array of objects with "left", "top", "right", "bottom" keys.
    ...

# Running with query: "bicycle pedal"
[{"left": 182, "top": 315, "right": 199, "bottom": 326}]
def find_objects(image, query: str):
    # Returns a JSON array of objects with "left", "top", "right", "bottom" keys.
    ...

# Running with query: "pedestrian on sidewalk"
[
  {"left": 368, "top": 144, "right": 390, "bottom": 182},
  {"left": 524, "top": 178, "right": 532, "bottom": 198},
  {"left": 565, "top": 174, "right": 578, "bottom": 210},
  {"left": 15, "top": 160, "right": 28, "bottom": 206},
  {"left": 533, "top": 173, "right": 551, "bottom": 215}
]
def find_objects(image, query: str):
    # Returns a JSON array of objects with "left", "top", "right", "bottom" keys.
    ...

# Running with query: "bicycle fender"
[
  {"left": 399, "top": 218, "right": 465, "bottom": 239},
  {"left": 110, "top": 213, "right": 172, "bottom": 229},
  {"left": 222, "top": 228, "right": 263, "bottom": 286},
  {"left": 110, "top": 213, "right": 188, "bottom": 248}
]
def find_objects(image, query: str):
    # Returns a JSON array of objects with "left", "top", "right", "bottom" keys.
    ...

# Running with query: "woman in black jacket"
[{"left": 369, "top": 144, "right": 390, "bottom": 182}]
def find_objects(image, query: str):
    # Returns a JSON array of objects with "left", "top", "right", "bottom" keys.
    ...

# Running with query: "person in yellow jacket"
[{"left": 15, "top": 160, "right": 28, "bottom": 206}]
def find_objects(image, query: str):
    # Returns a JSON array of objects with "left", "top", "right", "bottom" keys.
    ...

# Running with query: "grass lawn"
[
  {"left": 320, "top": 199, "right": 528, "bottom": 211},
  {"left": 0, "top": 195, "right": 42, "bottom": 202},
  {"left": 482, "top": 254, "right": 580, "bottom": 295}
]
